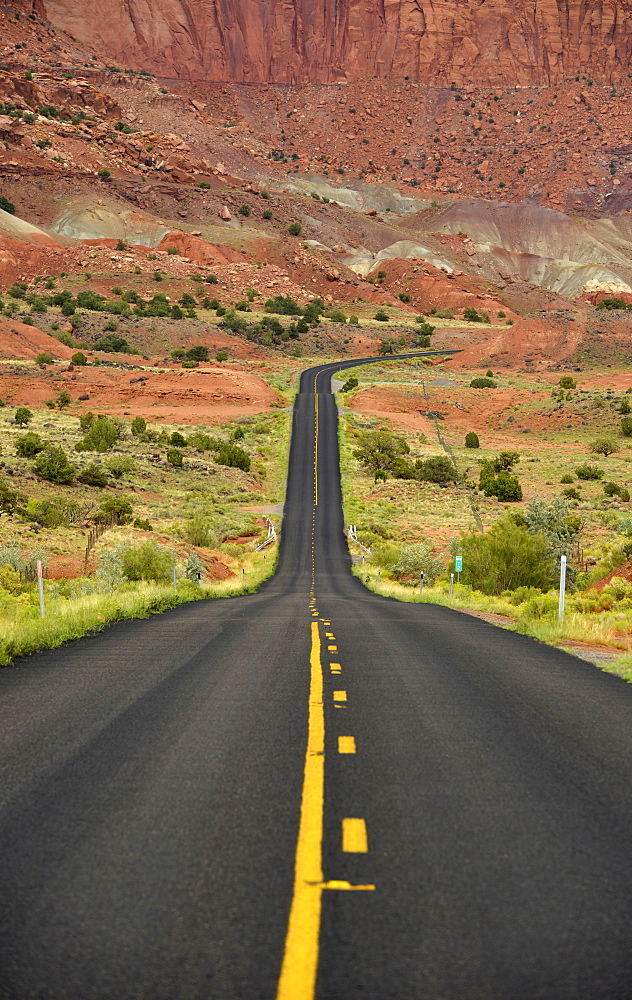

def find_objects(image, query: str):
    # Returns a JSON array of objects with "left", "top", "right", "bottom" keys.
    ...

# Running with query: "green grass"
[{"left": 0, "top": 547, "right": 277, "bottom": 667}]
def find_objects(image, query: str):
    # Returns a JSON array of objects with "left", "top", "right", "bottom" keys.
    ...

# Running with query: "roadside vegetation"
[
  {"left": 336, "top": 361, "right": 632, "bottom": 677},
  {"left": 0, "top": 400, "right": 289, "bottom": 665}
]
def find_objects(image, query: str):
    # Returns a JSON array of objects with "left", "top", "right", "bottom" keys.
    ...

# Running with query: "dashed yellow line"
[
  {"left": 333, "top": 690, "right": 347, "bottom": 703},
  {"left": 338, "top": 736, "right": 356, "bottom": 754},
  {"left": 342, "top": 818, "right": 369, "bottom": 853}
]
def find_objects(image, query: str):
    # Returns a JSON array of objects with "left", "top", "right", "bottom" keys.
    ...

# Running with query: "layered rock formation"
[{"left": 33, "top": 0, "right": 632, "bottom": 85}]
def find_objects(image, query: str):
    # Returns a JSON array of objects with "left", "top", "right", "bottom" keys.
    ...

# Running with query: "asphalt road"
[{"left": 2, "top": 356, "right": 632, "bottom": 1000}]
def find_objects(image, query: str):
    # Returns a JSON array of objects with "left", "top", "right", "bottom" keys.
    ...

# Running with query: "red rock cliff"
[{"left": 35, "top": 0, "right": 632, "bottom": 85}]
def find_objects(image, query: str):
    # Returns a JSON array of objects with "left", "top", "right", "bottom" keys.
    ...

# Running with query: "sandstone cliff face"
[{"left": 35, "top": 0, "right": 632, "bottom": 85}]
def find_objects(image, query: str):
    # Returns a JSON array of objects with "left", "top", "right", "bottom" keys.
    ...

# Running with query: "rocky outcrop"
[{"left": 35, "top": 0, "right": 632, "bottom": 85}]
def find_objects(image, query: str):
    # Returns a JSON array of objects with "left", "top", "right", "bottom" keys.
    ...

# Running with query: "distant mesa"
[{"left": 37, "top": 0, "right": 632, "bottom": 85}]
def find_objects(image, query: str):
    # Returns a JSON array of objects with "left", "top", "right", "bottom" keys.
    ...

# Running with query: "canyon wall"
[{"left": 34, "top": 0, "right": 632, "bottom": 85}]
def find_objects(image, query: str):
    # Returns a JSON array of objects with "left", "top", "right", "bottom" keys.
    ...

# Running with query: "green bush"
[
  {"left": 15, "top": 432, "right": 46, "bottom": 457},
  {"left": 415, "top": 455, "right": 457, "bottom": 483},
  {"left": 120, "top": 541, "right": 174, "bottom": 582},
  {"left": 398, "top": 292, "right": 411, "bottom": 303},
  {"left": 341, "top": 377, "right": 359, "bottom": 392},
  {"left": 33, "top": 446, "right": 76, "bottom": 484},
  {"left": 620, "top": 396, "right": 631, "bottom": 415},
  {"left": 265, "top": 295, "right": 301, "bottom": 315},
  {"left": 186, "top": 345, "right": 209, "bottom": 361},
  {"left": 34, "top": 352, "right": 53, "bottom": 365},
  {"left": 216, "top": 442, "right": 250, "bottom": 472},
  {"left": 169, "top": 431, "right": 187, "bottom": 447},
  {"left": 182, "top": 512, "right": 216, "bottom": 548},
  {"left": 374, "top": 310, "right": 389, "bottom": 322},
  {"left": 97, "top": 497, "right": 133, "bottom": 524},
  {"left": 167, "top": 447, "right": 183, "bottom": 467},
  {"left": 71, "top": 351, "right": 87, "bottom": 365},
  {"left": 216, "top": 349, "right": 229, "bottom": 362},
  {"left": 78, "top": 462, "right": 109, "bottom": 486},
  {"left": 589, "top": 437, "right": 618, "bottom": 457},
  {"left": 576, "top": 463, "right": 605, "bottom": 480},
  {"left": 239, "top": 204, "right": 250, "bottom": 216},
  {"left": 470, "top": 377, "right": 497, "bottom": 388},
  {"left": 389, "top": 542, "right": 444, "bottom": 583},
  {"left": 465, "top": 432, "right": 480, "bottom": 449},
  {"left": 621, "top": 417, "right": 632, "bottom": 437},
  {"left": 459, "top": 516, "right": 555, "bottom": 594},
  {"left": 353, "top": 429, "right": 411, "bottom": 477},
  {"left": 263, "top": 209, "right": 273, "bottom": 220},
  {"left": 288, "top": 222, "right": 302, "bottom": 236},
  {"left": 131, "top": 415, "right": 146, "bottom": 436},
  {"left": 14, "top": 407, "right": 32, "bottom": 426},
  {"left": 93, "top": 334, "right": 132, "bottom": 353},
  {"left": 77, "top": 415, "right": 119, "bottom": 452},
  {"left": 0, "top": 194, "right": 16, "bottom": 215},
  {"left": 559, "top": 376, "right": 576, "bottom": 389},
  {"left": 105, "top": 455, "right": 136, "bottom": 478}
]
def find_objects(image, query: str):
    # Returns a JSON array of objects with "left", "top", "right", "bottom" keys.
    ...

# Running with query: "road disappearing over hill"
[{"left": 2, "top": 355, "right": 632, "bottom": 1000}]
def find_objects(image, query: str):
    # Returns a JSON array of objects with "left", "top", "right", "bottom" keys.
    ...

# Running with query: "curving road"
[{"left": 2, "top": 357, "right": 632, "bottom": 999}]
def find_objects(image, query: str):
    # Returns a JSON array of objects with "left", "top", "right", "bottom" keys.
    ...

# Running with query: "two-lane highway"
[{"left": 2, "top": 357, "right": 632, "bottom": 999}]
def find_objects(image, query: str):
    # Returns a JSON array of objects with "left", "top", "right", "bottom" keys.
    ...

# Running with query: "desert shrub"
[
  {"left": 239, "top": 204, "right": 250, "bottom": 216},
  {"left": 93, "top": 334, "right": 132, "bottom": 353},
  {"left": 131, "top": 415, "right": 146, "bottom": 437},
  {"left": 35, "top": 352, "right": 54, "bottom": 365},
  {"left": 349, "top": 315, "right": 359, "bottom": 325},
  {"left": 470, "top": 377, "right": 497, "bottom": 388},
  {"left": 414, "top": 335, "right": 430, "bottom": 348},
  {"left": 596, "top": 297, "right": 628, "bottom": 310},
  {"left": 620, "top": 397, "right": 631, "bottom": 415},
  {"left": 71, "top": 351, "right": 87, "bottom": 365},
  {"left": 436, "top": 308, "right": 454, "bottom": 319},
  {"left": 563, "top": 487, "right": 581, "bottom": 500},
  {"left": 187, "top": 345, "right": 209, "bottom": 361},
  {"left": 0, "top": 194, "right": 16, "bottom": 215},
  {"left": 0, "top": 477, "right": 22, "bottom": 513},
  {"left": 483, "top": 470, "right": 522, "bottom": 501},
  {"left": 15, "top": 432, "right": 46, "bottom": 457},
  {"left": 389, "top": 542, "right": 444, "bottom": 583},
  {"left": 170, "top": 431, "right": 187, "bottom": 447},
  {"left": 185, "top": 552, "right": 206, "bottom": 581},
  {"left": 326, "top": 309, "right": 346, "bottom": 323},
  {"left": 398, "top": 292, "right": 411, "bottom": 303},
  {"left": 589, "top": 437, "right": 618, "bottom": 457},
  {"left": 262, "top": 209, "right": 273, "bottom": 220},
  {"left": 621, "top": 417, "right": 632, "bottom": 437},
  {"left": 288, "top": 222, "right": 302, "bottom": 236},
  {"left": 416, "top": 322, "right": 435, "bottom": 337},
  {"left": 465, "top": 432, "right": 480, "bottom": 448},
  {"left": 459, "top": 516, "right": 555, "bottom": 594},
  {"left": 55, "top": 389, "right": 72, "bottom": 410},
  {"left": 105, "top": 455, "right": 136, "bottom": 478},
  {"left": 559, "top": 376, "right": 576, "bottom": 389},
  {"left": 415, "top": 455, "right": 458, "bottom": 483},
  {"left": 97, "top": 497, "right": 133, "bottom": 524},
  {"left": 14, "top": 407, "right": 32, "bottom": 426},
  {"left": 167, "top": 447, "right": 183, "bottom": 467},
  {"left": 188, "top": 432, "right": 216, "bottom": 452},
  {"left": 76, "top": 415, "right": 119, "bottom": 452},
  {"left": 120, "top": 541, "right": 174, "bottom": 582},
  {"left": 341, "top": 377, "right": 359, "bottom": 392},
  {"left": 560, "top": 474, "right": 574, "bottom": 484},
  {"left": 182, "top": 512, "right": 216, "bottom": 548},
  {"left": 33, "top": 446, "right": 76, "bottom": 484},
  {"left": 216, "top": 349, "right": 229, "bottom": 362},
  {"left": 79, "top": 411, "right": 95, "bottom": 432},
  {"left": 353, "top": 430, "right": 411, "bottom": 477},
  {"left": 78, "top": 462, "right": 109, "bottom": 486},
  {"left": 463, "top": 307, "right": 484, "bottom": 322},
  {"left": 576, "top": 463, "right": 604, "bottom": 480},
  {"left": 216, "top": 443, "right": 250, "bottom": 471},
  {"left": 374, "top": 310, "right": 389, "bottom": 322},
  {"left": 232, "top": 426, "right": 245, "bottom": 440},
  {"left": 378, "top": 338, "right": 398, "bottom": 354}
]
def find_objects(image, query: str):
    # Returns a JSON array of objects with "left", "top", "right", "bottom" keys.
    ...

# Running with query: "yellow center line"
[
  {"left": 276, "top": 623, "right": 325, "bottom": 1000},
  {"left": 342, "top": 818, "right": 369, "bottom": 853},
  {"left": 338, "top": 736, "right": 356, "bottom": 754}
]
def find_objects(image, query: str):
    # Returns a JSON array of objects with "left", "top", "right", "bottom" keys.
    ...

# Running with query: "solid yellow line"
[
  {"left": 314, "top": 384, "right": 319, "bottom": 507},
  {"left": 276, "top": 622, "right": 325, "bottom": 1000},
  {"left": 342, "top": 818, "right": 368, "bottom": 853},
  {"left": 338, "top": 736, "right": 356, "bottom": 754}
]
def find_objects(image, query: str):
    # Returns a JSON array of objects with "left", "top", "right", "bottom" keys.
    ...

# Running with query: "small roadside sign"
[{"left": 455, "top": 556, "right": 463, "bottom": 573}]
